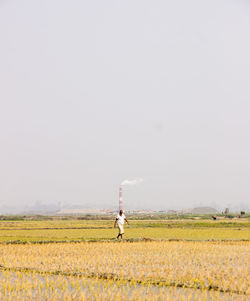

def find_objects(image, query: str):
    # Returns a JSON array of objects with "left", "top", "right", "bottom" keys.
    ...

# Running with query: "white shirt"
[{"left": 116, "top": 213, "right": 126, "bottom": 225}]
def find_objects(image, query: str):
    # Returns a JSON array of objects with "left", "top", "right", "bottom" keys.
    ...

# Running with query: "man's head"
[{"left": 119, "top": 209, "right": 123, "bottom": 215}]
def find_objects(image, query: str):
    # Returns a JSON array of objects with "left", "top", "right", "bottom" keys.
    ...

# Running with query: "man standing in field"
[{"left": 114, "top": 209, "right": 129, "bottom": 240}]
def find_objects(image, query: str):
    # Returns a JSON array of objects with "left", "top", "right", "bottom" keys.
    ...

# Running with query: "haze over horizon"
[{"left": 0, "top": 0, "right": 250, "bottom": 212}]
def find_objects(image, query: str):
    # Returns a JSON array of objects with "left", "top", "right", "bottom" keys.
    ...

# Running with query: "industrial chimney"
[{"left": 119, "top": 186, "right": 123, "bottom": 211}]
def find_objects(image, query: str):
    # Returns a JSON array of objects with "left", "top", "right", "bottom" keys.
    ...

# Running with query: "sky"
[{"left": 0, "top": 0, "right": 250, "bottom": 211}]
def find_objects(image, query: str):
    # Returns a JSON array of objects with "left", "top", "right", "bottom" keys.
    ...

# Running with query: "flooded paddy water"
[{"left": 0, "top": 270, "right": 248, "bottom": 300}]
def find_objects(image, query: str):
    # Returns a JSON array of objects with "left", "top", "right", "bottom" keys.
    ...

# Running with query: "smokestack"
[{"left": 119, "top": 186, "right": 123, "bottom": 211}]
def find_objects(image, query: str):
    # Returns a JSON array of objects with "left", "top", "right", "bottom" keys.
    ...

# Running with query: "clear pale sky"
[{"left": 0, "top": 0, "right": 250, "bottom": 211}]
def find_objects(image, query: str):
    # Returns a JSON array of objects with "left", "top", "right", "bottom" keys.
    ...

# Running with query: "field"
[
  {"left": 0, "top": 219, "right": 249, "bottom": 243},
  {"left": 0, "top": 217, "right": 249, "bottom": 300}
]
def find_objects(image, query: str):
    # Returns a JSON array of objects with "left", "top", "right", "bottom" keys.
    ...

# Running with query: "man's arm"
[
  {"left": 114, "top": 218, "right": 118, "bottom": 228},
  {"left": 125, "top": 218, "right": 129, "bottom": 225}
]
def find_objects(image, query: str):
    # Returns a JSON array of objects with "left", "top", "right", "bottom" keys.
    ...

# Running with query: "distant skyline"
[
  {"left": 0, "top": 199, "right": 248, "bottom": 215},
  {"left": 0, "top": 0, "right": 250, "bottom": 211}
]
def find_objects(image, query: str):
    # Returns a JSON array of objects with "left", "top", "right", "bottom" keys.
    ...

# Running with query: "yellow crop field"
[
  {"left": 0, "top": 270, "right": 248, "bottom": 301},
  {"left": 0, "top": 227, "right": 249, "bottom": 242},
  {"left": 0, "top": 241, "right": 249, "bottom": 300},
  {"left": 0, "top": 219, "right": 249, "bottom": 242},
  {"left": 0, "top": 219, "right": 249, "bottom": 299}
]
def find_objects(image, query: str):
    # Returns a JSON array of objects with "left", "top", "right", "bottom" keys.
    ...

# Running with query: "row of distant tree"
[{"left": 223, "top": 208, "right": 245, "bottom": 215}]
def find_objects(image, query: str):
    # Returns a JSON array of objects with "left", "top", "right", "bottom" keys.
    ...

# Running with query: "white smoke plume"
[{"left": 121, "top": 178, "right": 143, "bottom": 186}]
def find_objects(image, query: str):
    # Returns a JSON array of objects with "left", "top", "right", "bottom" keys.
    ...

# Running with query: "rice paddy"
[
  {"left": 0, "top": 218, "right": 249, "bottom": 300},
  {"left": 0, "top": 219, "right": 249, "bottom": 243}
]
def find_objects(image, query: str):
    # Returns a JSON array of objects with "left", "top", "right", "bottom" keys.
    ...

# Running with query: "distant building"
[
  {"left": 167, "top": 210, "right": 177, "bottom": 214},
  {"left": 57, "top": 209, "right": 107, "bottom": 215}
]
